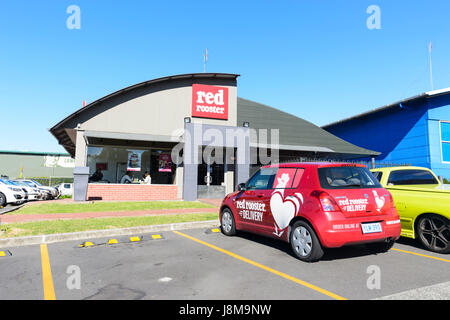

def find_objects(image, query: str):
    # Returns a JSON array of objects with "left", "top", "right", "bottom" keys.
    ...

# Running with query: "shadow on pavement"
[{"left": 234, "top": 231, "right": 384, "bottom": 262}]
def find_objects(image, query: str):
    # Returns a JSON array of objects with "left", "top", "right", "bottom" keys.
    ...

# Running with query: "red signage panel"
[{"left": 192, "top": 84, "right": 228, "bottom": 120}]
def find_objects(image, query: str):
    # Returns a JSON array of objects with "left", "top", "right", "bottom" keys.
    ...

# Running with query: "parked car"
[
  {"left": 371, "top": 166, "right": 450, "bottom": 253},
  {"left": 220, "top": 163, "right": 401, "bottom": 262},
  {"left": 14, "top": 179, "right": 59, "bottom": 200},
  {"left": 55, "top": 183, "right": 73, "bottom": 197},
  {"left": 7, "top": 180, "right": 42, "bottom": 201},
  {"left": 0, "top": 182, "right": 27, "bottom": 207}
]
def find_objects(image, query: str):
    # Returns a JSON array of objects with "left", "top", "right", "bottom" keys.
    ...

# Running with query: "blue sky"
[{"left": 1, "top": 0, "right": 450, "bottom": 153}]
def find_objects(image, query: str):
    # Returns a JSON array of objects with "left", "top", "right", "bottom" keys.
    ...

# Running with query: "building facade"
[
  {"left": 0, "top": 150, "right": 74, "bottom": 181},
  {"left": 323, "top": 88, "right": 450, "bottom": 179},
  {"left": 51, "top": 73, "right": 378, "bottom": 201}
]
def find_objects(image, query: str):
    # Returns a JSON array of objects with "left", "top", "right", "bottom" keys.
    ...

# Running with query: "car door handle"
[{"left": 257, "top": 194, "right": 264, "bottom": 198}]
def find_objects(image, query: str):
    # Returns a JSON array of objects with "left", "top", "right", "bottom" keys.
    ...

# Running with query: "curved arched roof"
[
  {"left": 50, "top": 73, "right": 378, "bottom": 158},
  {"left": 51, "top": 73, "right": 239, "bottom": 131},
  {"left": 50, "top": 73, "right": 239, "bottom": 155}
]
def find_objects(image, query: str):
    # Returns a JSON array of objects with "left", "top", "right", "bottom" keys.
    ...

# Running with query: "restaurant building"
[{"left": 50, "top": 73, "right": 378, "bottom": 201}]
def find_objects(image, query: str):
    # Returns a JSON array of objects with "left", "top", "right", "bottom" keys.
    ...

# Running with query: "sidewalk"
[{"left": 0, "top": 207, "right": 218, "bottom": 224}]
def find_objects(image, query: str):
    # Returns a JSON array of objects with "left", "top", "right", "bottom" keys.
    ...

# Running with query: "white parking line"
[{"left": 375, "top": 281, "right": 450, "bottom": 300}]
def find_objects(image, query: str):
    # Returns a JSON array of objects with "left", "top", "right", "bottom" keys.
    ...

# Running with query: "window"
[
  {"left": 372, "top": 171, "right": 383, "bottom": 182},
  {"left": 441, "top": 121, "right": 450, "bottom": 162},
  {"left": 387, "top": 170, "right": 438, "bottom": 185},
  {"left": 246, "top": 167, "right": 277, "bottom": 190},
  {"left": 318, "top": 166, "right": 382, "bottom": 189},
  {"left": 273, "top": 168, "right": 305, "bottom": 189}
]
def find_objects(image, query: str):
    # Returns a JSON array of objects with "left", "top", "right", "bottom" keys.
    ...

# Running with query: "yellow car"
[{"left": 371, "top": 166, "right": 450, "bottom": 253}]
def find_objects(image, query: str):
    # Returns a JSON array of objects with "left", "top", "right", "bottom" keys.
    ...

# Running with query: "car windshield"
[
  {"left": 318, "top": 166, "right": 382, "bottom": 189},
  {"left": 22, "top": 181, "right": 36, "bottom": 188},
  {"left": 0, "top": 179, "right": 17, "bottom": 186},
  {"left": 31, "top": 180, "right": 42, "bottom": 186}
]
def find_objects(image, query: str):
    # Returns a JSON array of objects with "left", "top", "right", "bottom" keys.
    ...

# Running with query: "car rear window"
[
  {"left": 387, "top": 170, "right": 438, "bottom": 185},
  {"left": 318, "top": 166, "right": 382, "bottom": 189}
]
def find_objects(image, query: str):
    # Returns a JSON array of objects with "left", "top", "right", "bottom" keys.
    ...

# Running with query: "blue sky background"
[{"left": 1, "top": 0, "right": 450, "bottom": 153}]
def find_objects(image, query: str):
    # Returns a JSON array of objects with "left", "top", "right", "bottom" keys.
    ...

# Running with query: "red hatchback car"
[{"left": 220, "top": 163, "right": 401, "bottom": 262}]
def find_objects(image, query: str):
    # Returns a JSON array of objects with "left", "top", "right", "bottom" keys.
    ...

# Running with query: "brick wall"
[{"left": 87, "top": 184, "right": 178, "bottom": 201}]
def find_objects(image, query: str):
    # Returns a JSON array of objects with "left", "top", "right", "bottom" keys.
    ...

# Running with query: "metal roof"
[
  {"left": 50, "top": 73, "right": 240, "bottom": 156},
  {"left": 51, "top": 73, "right": 239, "bottom": 131},
  {"left": 50, "top": 73, "right": 379, "bottom": 158},
  {"left": 322, "top": 87, "right": 450, "bottom": 129},
  {"left": 237, "top": 98, "right": 379, "bottom": 157}
]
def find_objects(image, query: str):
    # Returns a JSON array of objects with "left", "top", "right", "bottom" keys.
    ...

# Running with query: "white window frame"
[{"left": 439, "top": 120, "right": 450, "bottom": 163}]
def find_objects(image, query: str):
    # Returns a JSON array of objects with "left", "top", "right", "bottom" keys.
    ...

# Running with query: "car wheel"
[
  {"left": 366, "top": 239, "right": 395, "bottom": 253},
  {"left": 416, "top": 214, "right": 450, "bottom": 254},
  {"left": 220, "top": 208, "right": 236, "bottom": 236},
  {"left": 290, "top": 221, "right": 324, "bottom": 262},
  {"left": 0, "top": 193, "right": 6, "bottom": 207}
]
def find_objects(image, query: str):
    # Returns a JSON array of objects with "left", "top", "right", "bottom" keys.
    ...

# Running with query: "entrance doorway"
[{"left": 197, "top": 147, "right": 226, "bottom": 198}]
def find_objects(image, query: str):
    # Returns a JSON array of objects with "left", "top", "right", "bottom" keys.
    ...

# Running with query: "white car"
[
  {"left": 15, "top": 179, "right": 59, "bottom": 200},
  {"left": 55, "top": 183, "right": 73, "bottom": 197},
  {"left": 0, "top": 182, "right": 27, "bottom": 207},
  {"left": 8, "top": 180, "right": 41, "bottom": 201}
]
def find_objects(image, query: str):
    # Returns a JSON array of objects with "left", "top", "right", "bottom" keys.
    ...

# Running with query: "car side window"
[
  {"left": 272, "top": 168, "right": 304, "bottom": 189},
  {"left": 388, "top": 170, "right": 439, "bottom": 185},
  {"left": 372, "top": 171, "right": 383, "bottom": 182},
  {"left": 247, "top": 168, "right": 277, "bottom": 190}
]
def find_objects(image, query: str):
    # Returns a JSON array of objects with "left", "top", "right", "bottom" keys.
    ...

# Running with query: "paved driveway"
[{"left": 0, "top": 228, "right": 449, "bottom": 300}]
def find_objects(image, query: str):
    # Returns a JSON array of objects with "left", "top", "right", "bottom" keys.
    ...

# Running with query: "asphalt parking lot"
[{"left": 0, "top": 227, "right": 449, "bottom": 300}]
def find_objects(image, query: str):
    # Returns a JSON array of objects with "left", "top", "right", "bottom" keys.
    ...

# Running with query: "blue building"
[{"left": 322, "top": 88, "right": 450, "bottom": 179}]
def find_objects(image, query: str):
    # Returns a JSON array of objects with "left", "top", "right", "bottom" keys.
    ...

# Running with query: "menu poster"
[
  {"left": 96, "top": 163, "right": 108, "bottom": 171},
  {"left": 158, "top": 154, "right": 172, "bottom": 172},
  {"left": 127, "top": 150, "right": 144, "bottom": 172}
]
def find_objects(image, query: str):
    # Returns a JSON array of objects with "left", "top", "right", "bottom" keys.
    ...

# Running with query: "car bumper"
[{"left": 317, "top": 212, "right": 401, "bottom": 248}]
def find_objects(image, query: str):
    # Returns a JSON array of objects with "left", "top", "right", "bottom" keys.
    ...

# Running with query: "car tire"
[
  {"left": 290, "top": 221, "right": 324, "bottom": 262},
  {"left": 366, "top": 239, "right": 395, "bottom": 253},
  {"left": 220, "top": 208, "right": 236, "bottom": 236},
  {"left": 0, "top": 193, "right": 6, "bottom": 207},
  {"left": 416, "top": 214, "right": 450, "bottom": 254}
]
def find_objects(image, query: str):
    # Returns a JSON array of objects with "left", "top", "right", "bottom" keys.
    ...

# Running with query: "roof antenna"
[
  {"left": 203, "top": 48, "right": 208, "bottom": 73},
  {"left": 429, "top": 42, "right": 434, "bottom": 90}
]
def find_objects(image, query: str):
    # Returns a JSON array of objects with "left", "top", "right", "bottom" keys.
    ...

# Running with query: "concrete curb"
[
  {"left": 0, "top": 219, "right": 220, "bottom": 248},
  {"left": 0, "top": 204, "right": 25, "bottom": 215}
]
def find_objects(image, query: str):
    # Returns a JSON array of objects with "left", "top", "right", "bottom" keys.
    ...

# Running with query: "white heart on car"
[{"left": 270, "top": 192, "right": 297, "bottom": 230}]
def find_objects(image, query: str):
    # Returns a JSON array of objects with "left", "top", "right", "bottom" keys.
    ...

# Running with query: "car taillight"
[
  {"left": 388, "top": 191, "right": 395, "bottom": 208},
  {"left": 311, "top": 191, "right": 341, "bottom": 212}
]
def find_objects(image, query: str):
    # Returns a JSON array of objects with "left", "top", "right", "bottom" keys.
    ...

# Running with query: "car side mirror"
[{"left": 238, "top": 183, "right": 246, "bottom": 192}]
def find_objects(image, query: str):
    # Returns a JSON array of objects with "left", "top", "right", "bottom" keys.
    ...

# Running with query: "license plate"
[{"left": 361, "top": 222, "right": 382, "bottom": 234}]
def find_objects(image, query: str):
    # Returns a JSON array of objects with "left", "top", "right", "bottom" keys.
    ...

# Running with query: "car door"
[
  {"left": 234, "top": 167, "right": 276, "bottom": 234},
  {"left": 265, "top": 167, "right": 304, "bottom": 239}
]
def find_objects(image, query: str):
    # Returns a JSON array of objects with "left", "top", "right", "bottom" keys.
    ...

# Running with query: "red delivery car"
[{"left": 220, "top": 163, "right": 401, "bottom": 262}]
